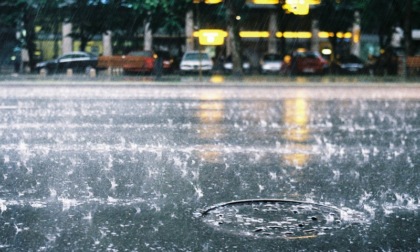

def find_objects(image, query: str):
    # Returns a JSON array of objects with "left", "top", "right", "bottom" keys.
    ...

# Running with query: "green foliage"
[
  {"left": 316, "top": 0, "right": 354, "bottom": 33},
  {"left": 3, "top": 0, "right": 420, "bottom": 65}
]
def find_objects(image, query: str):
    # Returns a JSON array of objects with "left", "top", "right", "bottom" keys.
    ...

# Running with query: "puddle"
[{"left": 196, "top": 199, "right": 367, "bottom": 239}]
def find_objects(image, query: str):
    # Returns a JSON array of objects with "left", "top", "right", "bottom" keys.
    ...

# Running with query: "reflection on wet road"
[{"left": 0, "top": 84, "right": 419, "bottom": 251}]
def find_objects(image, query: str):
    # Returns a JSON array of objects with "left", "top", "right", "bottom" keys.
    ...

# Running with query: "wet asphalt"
[{"left": 0, "top": 79, "right": 419, "bottom": 251}]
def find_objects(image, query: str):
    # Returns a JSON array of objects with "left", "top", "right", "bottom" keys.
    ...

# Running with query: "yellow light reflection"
[
  {"left": 284, "top": 98, "right": 309, "bottom": 140},
  {"left": 196, "top": 92, "right": 225, "bottom": 163},
  {"left": 283, "top": 144, "right": 311, "bottom": 167},
  {"left": 196, "top": 145, "right": 223, "bottom": 164},
  {"left": 282, "top": 97, "right": 311, "bottom": 167},
  {"left": 198, "top": 103, "right": 224, "bottom": 124},
  {"left": 210, "top": 75, "right": 225, "bottom": 84}
]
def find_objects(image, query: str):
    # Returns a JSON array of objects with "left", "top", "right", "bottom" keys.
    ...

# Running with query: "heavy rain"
[
  {"left": 1, "top": 0, "right": 420, "bottom": 251},
  {"left": 0, "top": 84, "right": 419, "bottom": 251}
]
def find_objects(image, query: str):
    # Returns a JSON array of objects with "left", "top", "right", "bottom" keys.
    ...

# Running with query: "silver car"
[
  {"left": 260, "top": 53, "right": 284, "bottom": 74},
  {"left": 180, "top": 51, "right": 213, "bottom": 74}
]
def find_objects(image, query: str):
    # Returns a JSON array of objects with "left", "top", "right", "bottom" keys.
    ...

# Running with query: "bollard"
[
  {"left": 40, "top": 68, "right": 47, "bottom": 77},
  {"left": 66, "top": 68, "right": 73, "bottom": 77},
  {"left": 89, "top": 68, "right": 96, "bottom": 78}
]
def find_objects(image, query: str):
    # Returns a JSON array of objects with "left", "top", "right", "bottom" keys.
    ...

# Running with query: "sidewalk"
[{"left": 0, "top": 71, "right": 418, "bottom": 86}]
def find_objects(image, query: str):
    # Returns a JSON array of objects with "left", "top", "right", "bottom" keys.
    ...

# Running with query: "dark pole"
[
  {"left": 196, "top": 2, "right": 203, "bottom": 81},
  {"left": 404, "top": 0, "right": 412, "bottom": 56}
]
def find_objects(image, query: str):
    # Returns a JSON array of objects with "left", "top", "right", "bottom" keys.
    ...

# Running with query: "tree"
[
  {"left": 356, "top": 0, "right": 420, "bottom": 55},
  {"left": 35, "top": 0, "right": 65, "bottom": 58},
  {"left": 315, "top": 0, "right": 354, "bottom": 58},
  {"left": 223, "top": 0, "right": 246, "bottom": 76},
  {"left": 0, "top": 0, "right": 41, "bottom": 71},
  {"left": 62, "top": 0, "right": 114, "bottom": 52}
]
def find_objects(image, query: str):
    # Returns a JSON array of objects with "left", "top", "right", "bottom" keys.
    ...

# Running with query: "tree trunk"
[
  {"left": 311, "top": 19, "right": 320, "bottom": 53},
  {"left": 224, "top": 0, "right": 244, "bottom": 76},
  {"left": 185, "top": 9, "right": 194, "bottom": 52},
  {"left": 351, "top": 11, "right": 361, "bottom": 57},
  {"left": 268, "top": 9, "right": 277, "bottom": 54},
  {"left": 144, "top": 18, "right": 153, "bottom": 51},
  {"left": 53, "top": 21, "right": 59, "bottom": 58},
  {"left": 80, "top": 27, "right": 88, "bottom": 52},
  {"left": 103, "top": 31, "right": 113, "bottom": 56},
  {"left": 23, "top": 7, "right": 36, "bottom": 71},
  {"left": 62, "top": 22, "right": 73, "bottom": 54}
]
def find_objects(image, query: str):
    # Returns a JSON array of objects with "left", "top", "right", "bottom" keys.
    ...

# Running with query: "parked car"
[
  {"left": 330, "top": 54, "right": 368, "bottom": 74},
  {"left": 289, "top": 51, "right": 329, "bottom": 75},
  {"left": 122, "top": 50, "right": 156, "bottom": 74},
  {"left": 179, "top": 51, "right": 213, "bottom": 74},
  {"left": 35, "top": 51, "right": 98, "bottom": 74},
  {"left": 223, "top": 55, "right": 251, "bottom": 74},
  {"left": 260, "top": 53, "right": 285, "bottom": 74}
]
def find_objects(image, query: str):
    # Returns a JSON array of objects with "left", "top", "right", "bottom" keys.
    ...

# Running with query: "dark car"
[
  {"left": 331, "top": 54, "right": 368, "bottom": 74},
  {"left": 290, "top": 51, "right": 329, "bottom": 74},
  {"left": 223, "top": 55, "right": 251, "bottom": 74},
  {"left": 35, "top": 52, "right": 98, "bottom": 74}
]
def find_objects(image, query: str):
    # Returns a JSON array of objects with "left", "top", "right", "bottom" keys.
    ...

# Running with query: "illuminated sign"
[
  {"left": 283, "top": 0, "right": 321, "bottom": 15},
  {"left": 194, "top": 29, "right": 228, "bottom": 45},
  {"left": 283, "top": 0, "right": 309, "bottom": 15}
]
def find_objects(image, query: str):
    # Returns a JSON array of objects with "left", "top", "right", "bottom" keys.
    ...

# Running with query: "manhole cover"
[{"left": 196, "top": 199, "right": 366, "bottom": 239}]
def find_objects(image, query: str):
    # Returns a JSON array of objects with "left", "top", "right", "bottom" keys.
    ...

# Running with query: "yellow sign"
[
  {"left": 283, "top": 1, "right": 309, "bottom": 15},
  {"left": 196, "top": 29, "right": 227, "bottom": 45},
  {"left": 283, "top": 0, "right": 321, "bottom": 15}
]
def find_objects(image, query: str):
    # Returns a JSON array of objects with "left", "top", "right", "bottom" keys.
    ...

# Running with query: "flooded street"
[{"left": 0, "top": 83, "right": 419, "bottom": 251}]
